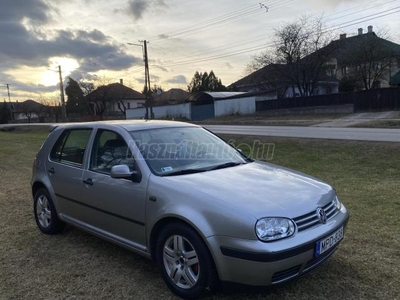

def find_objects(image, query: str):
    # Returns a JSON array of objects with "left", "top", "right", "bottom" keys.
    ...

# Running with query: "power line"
[
  {"left": 325, "top": 0, "right": 398, "bottom": 22},
  {"left": 327, "top": 6, "right": 400, "bottom": 30},
  {"left": 151, "top": 0, "right": 297, "bottom": 42},
  {"left": 149, "top": 1, "right": 272, "bottom": 41},
  {"left": 149, "top": 7, "right": 400, "bottom": 69},
  {"left": 178, "top": 0, "right": 392, "bottom": 62}
]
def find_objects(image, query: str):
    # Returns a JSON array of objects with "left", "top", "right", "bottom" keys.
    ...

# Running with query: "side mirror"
[{"left": 110, "top": 165, "right": 142, "bottom": 182}]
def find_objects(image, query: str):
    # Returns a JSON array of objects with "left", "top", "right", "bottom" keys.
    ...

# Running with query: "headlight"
[
  {"left": 333, "top": 195, "right": 342, "bottom": 211},
  {"left": 255, "top": 218, "right": 295, "bottom": 242}
]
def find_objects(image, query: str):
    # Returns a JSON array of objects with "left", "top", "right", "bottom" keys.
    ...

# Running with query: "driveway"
[{"left": 312, "top": 111, "right": 399, "bottom": 127}]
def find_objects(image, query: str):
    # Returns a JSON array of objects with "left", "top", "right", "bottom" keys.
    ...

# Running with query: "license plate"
[{"left": 315, "top": 227, "right": 344, "bottom": 257}]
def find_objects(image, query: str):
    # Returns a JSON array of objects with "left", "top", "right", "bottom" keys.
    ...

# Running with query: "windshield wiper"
[
  {"left": 162, "top": 169, "right": 207, "bottom": 176},
  {"left": 209, "top": 161, "right": 245, "bottom": 171}
]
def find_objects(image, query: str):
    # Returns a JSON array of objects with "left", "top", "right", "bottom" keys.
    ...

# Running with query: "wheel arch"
[
  {"left": 32, "top": 181, "right": 47, "bottom": 198},
  {"left": 149, "top": 216, "right": 213, "bottom": 262}
]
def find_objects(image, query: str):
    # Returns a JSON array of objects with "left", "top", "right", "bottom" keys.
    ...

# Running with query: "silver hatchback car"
[{"left": 31, "top": 120, "right": 349, "bottom": 299}]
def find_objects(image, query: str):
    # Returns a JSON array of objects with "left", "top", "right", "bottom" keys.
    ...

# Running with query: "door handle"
[
  {"left": 83, "top": 178, "right": 93, "bottom": 186},
  {"left": 48, "top": 168, "right": 55, "bottom": 174}
]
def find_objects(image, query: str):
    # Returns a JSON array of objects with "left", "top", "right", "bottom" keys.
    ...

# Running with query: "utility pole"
[
  {"left": 58, "top": 65, "right": 67, "bottom": 121},
  {"left": 143, "top": 40, "right": 153, "bottom": 119},
  {"left": 127, "top": 40, "right": 153, "bottom": 119},
  {"left": 5, "top": 84, "right": 13, "bottom": 121}
]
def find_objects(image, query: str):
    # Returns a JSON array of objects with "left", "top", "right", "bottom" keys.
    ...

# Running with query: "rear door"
[{"left": 45, "top": 128, "right": 93, "bottom": 218}]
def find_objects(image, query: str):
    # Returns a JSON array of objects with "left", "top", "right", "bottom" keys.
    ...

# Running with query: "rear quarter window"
[{"left": 50, "top": 129, "right": 92, "bottom": 166}]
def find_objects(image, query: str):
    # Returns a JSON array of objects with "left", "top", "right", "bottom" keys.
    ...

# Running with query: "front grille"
[
  {"left": 271, "top": 264, "right": 302, "bottom": 284},
  {"left": 293, "top": 200, "right": 338, "bottom": 232}
]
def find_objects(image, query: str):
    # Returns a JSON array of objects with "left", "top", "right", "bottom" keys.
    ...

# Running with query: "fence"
[
  {"left": 256, "top": 87, "right": 400, "bottom": 113},
  {"left": 353, "top": 88, "right": 400, "bottom": 112},
  {"left": 256, "top": 93, "right": 353, "bottom": 111},
  {"left": 126, "top": 103, "right": 191, "bottom": 120}
]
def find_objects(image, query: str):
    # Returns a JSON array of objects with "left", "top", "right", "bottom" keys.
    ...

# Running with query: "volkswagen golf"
[{"left": 31, "top": 120, "right": 349, "bottom": 299}]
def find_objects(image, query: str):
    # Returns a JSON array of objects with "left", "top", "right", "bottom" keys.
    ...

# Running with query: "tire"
[
  {"left": 33, "top": 188, "right": 65, "bottom": 234},
  {"left": 155, "top": 222, "right": 219, "bottom": 299}
]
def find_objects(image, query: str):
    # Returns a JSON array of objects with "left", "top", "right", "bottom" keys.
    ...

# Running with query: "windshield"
[{"left": 130, "top": 126, "right": 247, "bottom": 176}]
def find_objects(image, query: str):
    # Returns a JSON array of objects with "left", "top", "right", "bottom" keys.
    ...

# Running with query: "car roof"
[{"left": 50, "top": 120, "right": 199, "bottom": 132}]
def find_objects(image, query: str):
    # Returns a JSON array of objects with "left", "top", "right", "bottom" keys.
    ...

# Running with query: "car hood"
[{"left": 162, "top": 161, "right": 334, "bottom": 219}]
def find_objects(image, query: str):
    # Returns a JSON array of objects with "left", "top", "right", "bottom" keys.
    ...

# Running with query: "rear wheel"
[
  {"left": 34, "top": 188, "right": 65, "bottom": 234},
  {"left": 155, "top": 223, "right": 218, "bottom": 299}
]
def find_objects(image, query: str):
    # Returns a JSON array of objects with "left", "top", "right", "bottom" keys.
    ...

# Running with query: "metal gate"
[{"left": 191, "top": 104, "right": 215, "bottom": 121}]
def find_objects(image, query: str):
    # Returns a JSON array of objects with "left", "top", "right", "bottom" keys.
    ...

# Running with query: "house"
[
  {"left": 85, "top": 80, "right": 146, "bottom": 116},
  {"left": 10, "top": 100, "right": 47, "bottom": 122},
  {"left": 229, "top": 25, "right": 400, "bottom": 96},
  {"left": 152, "top": 88, "right": 189, "bottom": 106},
  {"left": 327, "top": 26, "right": 400, "bottom": 90}
]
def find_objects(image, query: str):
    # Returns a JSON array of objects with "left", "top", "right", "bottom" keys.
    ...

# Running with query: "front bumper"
[{"left": 207, "top": 207, "right": 349, "bottom": 286}]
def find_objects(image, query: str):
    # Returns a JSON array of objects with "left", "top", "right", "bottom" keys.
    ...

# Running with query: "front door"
[{"left": 79, "top": 129, "right": 147, "bottom": 251}]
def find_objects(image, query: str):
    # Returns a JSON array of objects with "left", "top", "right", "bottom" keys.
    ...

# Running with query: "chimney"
[
  {"left": 119, "top": 79, "right": 123, "bottom": 85},
  {"left": 368, "top": 25, "right": 373, "bottom": 33},
  {"left": 340, "top": 33, "right": 347, "bottom": 40},
  {"left": 358, "top": 28, "right": 363, "bottom": 35}
]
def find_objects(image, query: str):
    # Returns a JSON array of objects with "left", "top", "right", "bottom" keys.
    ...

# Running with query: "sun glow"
[{"left": 40, "top": 57, "right": 80, "bottom": 86}]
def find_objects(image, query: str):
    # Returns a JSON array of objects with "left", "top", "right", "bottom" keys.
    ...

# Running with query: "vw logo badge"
[{"left": 316, "top": 207, "right": 327, "bottom": 224}]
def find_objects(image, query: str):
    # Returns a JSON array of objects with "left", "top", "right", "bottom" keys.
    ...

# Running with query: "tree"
[
  {"left": 246, "top": 16, "right": 334, "bottom": 97},
  {"left": 65, "top": 77, "right": 87, "bottom": 114},
  {"left": 142, "top": 84, "right": 163, "bottom": 97},
  {"left": 79, "top": 81, "right": 95, "bottom": 96},
  {"left": 0, "top": 101, "right": 11, "bottom": 124},
  {"left": 20, "top": 102, "right": 34, "bottom": 123},
  {"left": 187, "top": 70, "right": 226, "bottom": 93},
  {"left": 38, "top": 94, "right": 61, "bottom": 122}
]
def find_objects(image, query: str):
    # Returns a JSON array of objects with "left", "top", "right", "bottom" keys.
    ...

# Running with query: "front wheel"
[
  {"left": 33, "top": 188, "right": 65, "bottom": 234},
  {"left": 155, "top": 223, "right": 218, "bottom": 299}
]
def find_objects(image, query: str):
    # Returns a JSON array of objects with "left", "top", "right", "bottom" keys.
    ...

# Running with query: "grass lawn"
[{"left": 0, "top": 126, "right": 399, "bottom": 299}]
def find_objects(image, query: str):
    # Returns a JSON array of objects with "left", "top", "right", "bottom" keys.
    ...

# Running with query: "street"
[{"left": 204, "top": 125, "right": 400, "bottom": 143}]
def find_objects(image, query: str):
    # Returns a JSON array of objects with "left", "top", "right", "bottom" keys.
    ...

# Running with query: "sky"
[{"left": 0, "top": 0, "right": 399, "bottom": 102}]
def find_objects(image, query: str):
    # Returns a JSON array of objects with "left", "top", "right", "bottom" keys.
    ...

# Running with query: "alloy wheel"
[
  {"left": 163, "top": 235, "right": 200, "bottom": 289},
  {"left": 36, "top": 195, "right": 51, "bottom": 228}
]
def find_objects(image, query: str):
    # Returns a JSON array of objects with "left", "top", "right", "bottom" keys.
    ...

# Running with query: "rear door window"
[{"left": 50, "top": 129, "right": 92, "bottom": 167}]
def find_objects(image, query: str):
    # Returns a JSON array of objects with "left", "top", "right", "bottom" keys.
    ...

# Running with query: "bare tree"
[
  {"left": 38, "top": 93, "right": 61, "bottom": 122},
  {"left": 79, "top": 81, "right": 95, "bottom": 96},
  {"left": 246, "top": 16, "right": 335, "bottom": 97},
  {"left": 20, "top": 102, "right": 34, "bottom": 123}
]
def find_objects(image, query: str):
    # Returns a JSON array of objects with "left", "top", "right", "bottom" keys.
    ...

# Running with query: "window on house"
[
  {"left": 373, "top": 62, "right": 381, "bottom": 70},
  {"left": 127, "top": 102, "right": 131, "bottom": 109},
  {"left": 331, "top": 68, "right": 337, "bottom": 78},
  {"left": 341, "top": 66, "right": 348, "bottom": 75}
]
